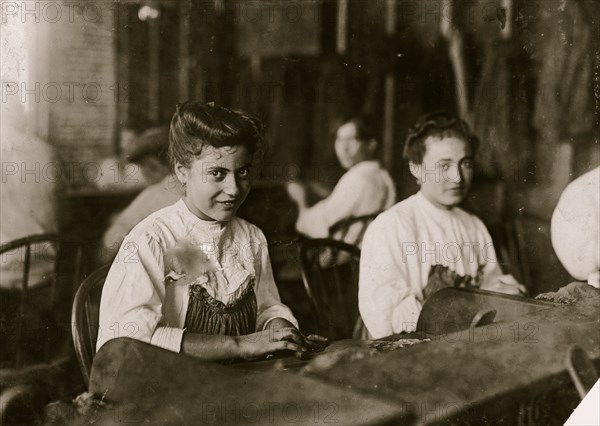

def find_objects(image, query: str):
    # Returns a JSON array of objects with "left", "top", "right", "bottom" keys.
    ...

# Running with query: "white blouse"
[
  {"left": 295, "top": 160, "right": 396, "bottom": 246},
  {"left": 97, "top": 199, "right": 298, "bottom": 353},
  {"left": 102, "top": 175, "right": 184, "bottom": 256},
  {"left": 359, "top": 191, "right": 503, "bottom": 338}
]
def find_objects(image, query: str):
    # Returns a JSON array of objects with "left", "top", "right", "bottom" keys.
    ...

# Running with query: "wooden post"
[
  {"left": 116, "top": 4, "right": 130, "bottom": 153},
  {"left": 148, "top": 11, "right": 160, "bottom": 122},
  {"left": 440, "top": 0, "right": 452, "bottom": 39},
  {"left": 336, "top": 0, "right": 348, "bottom": 55},
  {"left": 501, "top": 0, "right": 513, "bottom": 39},
  {"left": 442, "top": 0, "right": 469, "bottom": 119},
  {"left": 382, "top": 0, "right": 397, "bottom": 171},
  {"left": 178, "top": 0, "right": 191, "bottom": 101}
]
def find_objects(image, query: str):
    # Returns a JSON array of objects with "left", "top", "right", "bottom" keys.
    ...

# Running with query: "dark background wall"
[
  {"left": 114, "top": 0, "right": 599, "bottom": 222},
  {"left": 5, "top": 0, "right": 597, "bottom": 287}
]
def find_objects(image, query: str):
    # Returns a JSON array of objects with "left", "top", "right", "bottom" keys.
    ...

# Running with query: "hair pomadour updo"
[
  {"left": 402, "top": 111, "right": 479, "bottom": 165},
  {"left": 168, "top": 101, "right": 266, "bottom": 171}
]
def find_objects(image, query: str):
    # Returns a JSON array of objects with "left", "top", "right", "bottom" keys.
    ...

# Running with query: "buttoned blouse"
[
  {"left": 359, "top": 192, "right": 503, "bottom": 338},
  {"left": 97, "top": 199, "right": 298, "bottom": 353}
]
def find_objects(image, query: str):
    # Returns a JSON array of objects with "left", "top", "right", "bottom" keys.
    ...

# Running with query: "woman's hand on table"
[
  {"left": 481, "top": 274, "right": 527, "bottom": 296},
  {"left": 235, "top": 317, "right": 326, "bottom": 360},
  {"left": 181, "top": 319, "right": 328, "bottom": 361},
  {"left": 269, "top": 318, "right": 329, "bottom": 356},
  {"left": 235, "top": 328, "right": 305, "bottom": 360},
  {"left": 239, "top": 318, "right": 328, "bottom": 359}
]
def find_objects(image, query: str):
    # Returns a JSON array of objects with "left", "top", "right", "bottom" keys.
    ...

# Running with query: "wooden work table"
[
  {"left": 309, "top": 300, "right": 598, "bottom": 424},
  {"left": 87, "top": 289, "right": 599, "bottom": 425},
  {"left": 88, "top": 338, "right": 409, "bottom": 425}
]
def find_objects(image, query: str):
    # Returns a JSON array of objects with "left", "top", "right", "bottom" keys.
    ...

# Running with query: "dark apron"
[{"left": 184, "top": 281, "right": 257, "bottom": 336}]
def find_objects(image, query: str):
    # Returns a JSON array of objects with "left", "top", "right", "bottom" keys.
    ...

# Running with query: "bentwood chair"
[
  {"left": 0, "top": 234, "right": 85, "bottom": 423},
  {"left": 0, "top": 384, "right": 43, "bottom": 425},
  {"left": 71, "top": 264, "right": 110, "bottom": 387},
  {"left": 328, "top": 213, "right": 380, "bottom": 246},
  {"left": 298, "top": 239, "right": 362, "bottom": 340},
  {"left": 0, "top": 233, "right": 85, "bottom": 368}
]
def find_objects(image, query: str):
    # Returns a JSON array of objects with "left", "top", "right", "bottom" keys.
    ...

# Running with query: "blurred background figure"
[
  {"left": 99, "top": 127, "right": 184, "bottom": 264},
  {"left": 0, "top": 96, "right": 65, "bottom": 367},
  {"left": 286, "top": 115, "right": 396, "bottom": 247},
  {"left": 551, "top": 166, "right": 600, "bottom": 288},
  {"left": 0, "top": 97, "right": 62, "bottom": 289}
]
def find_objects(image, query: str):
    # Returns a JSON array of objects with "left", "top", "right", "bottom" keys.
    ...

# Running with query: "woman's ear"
[
  {"left": 409, "top": 161, "right": 422, "bottom": 183},
  {"left": 174, "top": 162, "right": 189, "bottom": 186}
]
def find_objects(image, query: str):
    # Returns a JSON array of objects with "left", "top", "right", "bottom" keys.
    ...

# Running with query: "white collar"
[
  {"left": 175, "top": 199, "right": 226, "bottom": 230},
  {"left": 415, "top": 191, "right": 458, "bottom": 220}
]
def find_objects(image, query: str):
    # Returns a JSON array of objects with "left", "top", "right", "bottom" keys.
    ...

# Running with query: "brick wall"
[{"left": 42, "top": 0, "right": 118, "bottom": 189}]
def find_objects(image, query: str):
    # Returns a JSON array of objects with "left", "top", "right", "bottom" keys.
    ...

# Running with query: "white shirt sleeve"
[
  {"left": 551, "top": 169, "right": 600, "bottom": 282},
  {"left": 295, "top": 170, "right": 367, "bottom": 238},
  {"left": 97, "top": 231, "right": 184, "bottom": 353},
  {"left": 358, "top": 216, "right": 422, "bottom": 338},
  {"left": 253, "top": 230, "right": 299, "bottom": 330}
]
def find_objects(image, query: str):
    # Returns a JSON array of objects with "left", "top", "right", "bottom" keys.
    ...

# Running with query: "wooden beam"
[
  {"left": 178, "top": 0, "right": 191, "bottom": 101},
  {"left": 336, "top": 0, "right": 348, "bottom": 55},
  {"left": 116, "top": 4, "right": 130, "bottom": 153},
  {"left": 501, "top": 0, "right": 513, "bottom": 39},
  {"left": 148, "top": 12, "right": 160, "bottom": 122},
  {"left": 382, "top": 0, "right": 397, "bottom": 171},
  {"left": 441, "top": 0, "right": 468, "bottom": 119}
]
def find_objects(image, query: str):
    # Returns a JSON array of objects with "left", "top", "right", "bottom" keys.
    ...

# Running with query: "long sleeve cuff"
[
  {"left": 391, "top": 295, "right": 421, "bottom": 335},
  {"left": 150, "top": 326, "right": 185, "bottom": 353},
  {"left": 257, "top": 304, "right": 299, "bottom": 331},
  {"left": 296, "top": 208, "right": 330, "bottom": 238},
  {"left": 362, "top": 295, "right": 422, "bottom": 339}
]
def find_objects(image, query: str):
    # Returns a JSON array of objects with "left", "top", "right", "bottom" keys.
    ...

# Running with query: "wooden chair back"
[
  {"left": 0, "top": 234, "right": 85, "bottom": 368},
  {"left": 71, "top": 264, "right": 110, "bottom": 387},
  {"left": 328, "top": 213, "right": 380, "bottom": 247},
  {"left": 298, "top": 239, "right": 361, "bottom": 339}
]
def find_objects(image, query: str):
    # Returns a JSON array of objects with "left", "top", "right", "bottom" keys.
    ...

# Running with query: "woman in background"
[
  {"left": 286, "top": 115, "right": 396, "bottom": 247},
  {"left": 99, "top": 127, "right": 184, "bottom": 264}
]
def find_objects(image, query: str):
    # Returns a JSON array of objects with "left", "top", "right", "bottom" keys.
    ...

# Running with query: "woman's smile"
[{"left": 218, "top": 199, "right": 238, "bottom": 209}]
